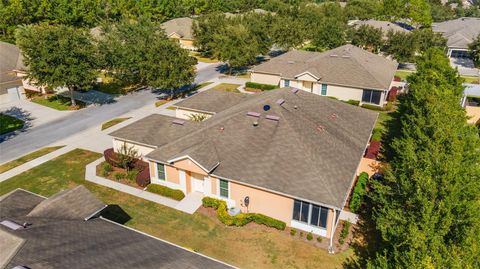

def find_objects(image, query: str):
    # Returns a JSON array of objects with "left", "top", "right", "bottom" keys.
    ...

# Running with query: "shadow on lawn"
[
  {"left": 0, "top": 106, "right": 34, "bottom": 143},
  {"left": 100, "top": 204, "right": 131, "bottom": 224}
]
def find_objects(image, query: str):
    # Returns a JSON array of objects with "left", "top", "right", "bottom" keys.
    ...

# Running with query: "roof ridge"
[{"left": 348, "top": 48, "right": 390, "bottom": 89}]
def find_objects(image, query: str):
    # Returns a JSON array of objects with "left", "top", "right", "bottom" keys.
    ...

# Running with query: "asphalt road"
[{"left": 0, "top": 62, "right": 223, "bottom": 163}]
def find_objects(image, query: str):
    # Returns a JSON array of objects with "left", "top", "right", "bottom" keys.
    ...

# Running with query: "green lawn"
[
  {"left": 94, "top": 73, "right": 138, "bottom": 94},
  {"left": 101, "top": 117, "right": 131, "bottom": 130},
  {"left": 371, "top": 112, "right": 393, "bottom": 142},
  {"left": 190, "top": 52, "right": 219, "bottom": 63},
  {"left": 211, "top": 83, "right": 241, "bottom": 93},
  {"left": 32, "top": 95, "right": 86, "bottom": 110},
  {"left": 0, "top": 114, "right": 24, "bottom": 135},
  {"left": 0, "top": 146, "right": 64, "bottom": 174},
  {"left": 395, "top": 70, "right": 414, "bottom": 81},
  {"left": 0, "top": 149, "right": 353, "bottom": 269},
  {"left": 463, "top": 76, "right": 480, "bottom": 84}
]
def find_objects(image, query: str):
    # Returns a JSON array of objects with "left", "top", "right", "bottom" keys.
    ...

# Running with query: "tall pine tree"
[{"left": 366, "top": 48, "right": 480, "bottom": 268}]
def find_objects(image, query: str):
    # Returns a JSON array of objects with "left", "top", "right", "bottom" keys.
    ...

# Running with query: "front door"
[
  {"left": 192, "top": 173, "right": 204, "bottom": 193},
  {"left": 302, "top": 81, "right": 313, "bottom": 93}
]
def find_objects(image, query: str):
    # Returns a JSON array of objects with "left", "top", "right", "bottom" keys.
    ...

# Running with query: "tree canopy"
[
  {"left": 99, "top": 18, "right": 196, "bottom": 92},
  {"left": 365, "top": 48, "right": 480, "bottom": 268},
  {"left": 15, "top": 24, "right": 98, "bottom": 106}
]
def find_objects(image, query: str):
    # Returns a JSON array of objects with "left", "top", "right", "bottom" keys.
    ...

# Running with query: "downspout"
[{"left": 328, "top": 209, "right": 336, "bottom": 254}]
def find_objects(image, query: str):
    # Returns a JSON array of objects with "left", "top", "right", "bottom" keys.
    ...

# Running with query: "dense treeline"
[
  {"left": 193, "top": 4, "right": 448, "bottom": 69},
  {"left": 1, "top": 0, "right": 480, "bottom": 42},
  {"left": 352, "top": 49, "right": 480, "bottom": 269}
]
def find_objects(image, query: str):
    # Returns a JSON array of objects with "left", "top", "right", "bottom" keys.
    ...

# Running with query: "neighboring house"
[
  {"left": 109, "top": 87, "right": 378, "bottom": 250},
  {"left": 0, "top": 41, "right": 46, "bottom": 104},
  {"left": 251, "top": 44, "right": 398, "bottom": 107},
  {"left": 462, "top": 83, "right": 480, "bottom": 124},
  {"left": 349, "top": 19, "right": 411, "bottom": 38},
  {"left": 0, "top": 41, "right": 25, "bottom": 103},
  {"left": 432, "top": 17, "right": 480, "bottom": 58},
  {"left": 174, "top": 89, "right": 252, "bottom": 120},
  {"left": 0, "top": 186, "right": 232, "bottom": 269},
  {"left": 161, "top": 17, "right": 197, "bottom": 51}
]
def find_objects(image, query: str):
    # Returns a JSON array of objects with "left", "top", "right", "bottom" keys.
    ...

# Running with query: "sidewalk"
[
  {"left": 0, "top": 145, "right": 73, "bottom": 182},
  {"left": 85, "top": 158, "right": 179, "bottom": 208}
]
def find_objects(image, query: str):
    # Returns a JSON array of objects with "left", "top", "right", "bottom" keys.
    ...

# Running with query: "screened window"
[
  {"left": 219, "top": 179, "right": 229, "bottom": 198},
  {"left": 321, "top": 84, "right": 327, "bottom": 96},
  {"left": 157, "top": 163, "right": 166, "bottom": 181},
  {"left": 284, "top": 80, "right": 290, "bottom": 87},
  {"left": 362, "top": 90, "right": 382, "bottom": 105},
  {"left": 292, "top": 200, "right": 329, "bottom": 228}
]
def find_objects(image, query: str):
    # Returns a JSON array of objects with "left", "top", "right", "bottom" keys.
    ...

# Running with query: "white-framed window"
[
  {"left": 284, "top": 79, "right": 290, "bottom": 87},
  {"left": 157, "top": 163, "right": 166, "bottom": 181},
  {"left": 219, "top": 179, "right": 229, "bottom": 198},
  {"left": 292, "top": 200, "right": 328, "bottom": 229}
]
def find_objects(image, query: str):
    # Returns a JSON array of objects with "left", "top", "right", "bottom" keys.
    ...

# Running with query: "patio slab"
[{"left": 175, "top": 191, "right": 204, "bottom": 214}]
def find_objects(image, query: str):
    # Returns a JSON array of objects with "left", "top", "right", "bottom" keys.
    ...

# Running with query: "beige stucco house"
[
  {"left": 161, "top": 17, "right": 197, "bottom": 51},
  {"left": 109, "top": 88, "right": 378, "bottom": 250},
  {"left": 432, "top": 17, "right": 480, "bottom": 59},
  {"left": 251, "top": 44, "right": 398, "bottom": 107}
]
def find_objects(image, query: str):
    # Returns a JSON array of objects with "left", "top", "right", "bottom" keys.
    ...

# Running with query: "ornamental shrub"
[
  {"left": 114, "top": 172, "right": 125, "bottom": 181},
  {"left": 365, "top": 141, "right": 381, "bottom": 159},
  {"left": 290, "top": 228, "right": 297, "bottom": 236},
  {"left": 101, "top": 162, "right": 113, "bottom": 176},
  {"left": 349, "top": 172, "right": 369, "bottom": 213},
  {"left": 317, "top": 236, "right": 323, "bottom": 243},
  {"left": 339, "top": 221, "right": 351, "bottom": 245},
  {"left": 146, "top": 184, "right": 185, "bottom": 201},
  {"left": 245, "top": 82, "right": 278, "bottom": 91},
  {"left": 202, "top": 197, "right": 286, "bottom": 230},
  {"left": 127, "top": 169, "right": 139, "bottom": 181},
  {"left": 307, "top": 232, "right": 313, "bottom": 241},
  {"left": 104, "top": 148, "right": 117, "bottom": 166}
]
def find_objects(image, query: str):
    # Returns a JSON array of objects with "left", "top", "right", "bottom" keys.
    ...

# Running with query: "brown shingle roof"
[
  {"left": 253, "top": 44, "right": 398, "bottom": 90},
  {"left": 161, "top": 17, "right": 194, "bottom": 40},
  {"left": 109, "top": 114, "right": 199, "bottom": 147},
  {"left": 174, "top": 89, "right": 253, "bottom": 114},
  {"left": 123, "top": 88, "right": 378, "bottom": 209}
]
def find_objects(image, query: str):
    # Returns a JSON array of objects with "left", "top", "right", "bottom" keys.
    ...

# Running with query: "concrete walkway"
[
  {"left": 175, "top": 191, "right": 204, "bottom": 214},
  {"left": 0, "top": 145, "right": 73, "bottom": 182},
  {"left": 86, "top": 157, "right": 205, "bottom": 213}
]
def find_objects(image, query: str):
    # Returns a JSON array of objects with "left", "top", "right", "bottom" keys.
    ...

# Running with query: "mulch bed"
[{"left": 96, "top": 162, "right": 143, "bottom": 190}]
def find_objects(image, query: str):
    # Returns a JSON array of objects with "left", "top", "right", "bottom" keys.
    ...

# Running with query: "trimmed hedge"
[
  {"left": 349, "top": 172, "right": 369, "bottom": 213},
  {"left": 245, "top": 82, "right": 278, "bottom": 91},
  {"left": 146, "top": 184, "right": 185, "bottom": 201},
  {"left": 365, "top": 140, "right": 381, "bottom": 159},
  {"left": 202, "top": 197, "right": 286, "bottom": 230},
  {"left": 361, "top": 104, "right": 385, "bottom": 111},
  {"left": 345, "top": 99, "right": 360, "bottom": 106}
]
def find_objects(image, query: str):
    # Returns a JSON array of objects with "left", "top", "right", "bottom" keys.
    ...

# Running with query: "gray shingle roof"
[
  {"left": 0, "top": 189, "right": 233, "bottom": 269},
  {"left": 174, "top": 89, "right": 253, "bottom": 114},
  {"left": 161, "top": 17, "right": 194, "bottom": 40},
  {"left": 351, "top": 19, "right": 410, "bottom": 34},
  {"left": 124, "top": 88, "right": 378, "bottom": 209},
  {"left": 252, "top": 44, "right": 398, "bottom": 90},
  {"left": 27, "top": 185, "right": 105, "bottom": 220},
  {"left": 109, "top": 114, "right": 199, "bottom": 147},
  {"left": 432, "top": 17, "right": 480, "bottom": 49}
]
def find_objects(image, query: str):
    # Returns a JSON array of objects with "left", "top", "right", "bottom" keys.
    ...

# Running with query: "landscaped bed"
[
  {"left": 0, "top": 148, "right": 353, "bottom": 269},
  {"left": 101, "top": 117, "right": 131, "bottom": 130},
  {"left": 0, "top": 114, "right": 24, "bottom": 135},
  {"left": 32, "top": 95, "right": 86, "bottom": 110},
  {"left": 0, "top": 146, "right": 64, "bottom": 173}
]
